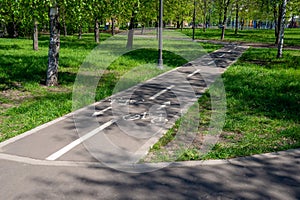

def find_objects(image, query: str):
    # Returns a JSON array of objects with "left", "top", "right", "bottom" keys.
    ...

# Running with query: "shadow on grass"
[
  {"left": 111, "top": 48, "right": 188, "bottom": 69},
  {"left": 37, "top": 34, "right": 110, "bottom": 50},
  {"left": 224, "top": 48, "right": 300, "bottom": 122}
]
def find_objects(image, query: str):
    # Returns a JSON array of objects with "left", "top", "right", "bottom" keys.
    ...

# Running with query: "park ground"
[{"left": 0, "top": 28, "right": 299, "bottom": 162}]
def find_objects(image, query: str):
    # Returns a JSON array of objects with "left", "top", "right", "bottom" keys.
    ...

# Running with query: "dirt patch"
[
  {"left": 0, "top": 89, "right": 33, "bottom": 102},
  {"left": 219, "top": 131, "right": 243, "bottom": 143},
  {"left": 40, "top": 85, "right": 70, "bottom": 93}
]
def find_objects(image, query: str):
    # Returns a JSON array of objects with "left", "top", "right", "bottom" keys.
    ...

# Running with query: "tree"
[
  {"left": 126, "top": 0, "right": 140, "bottom": 49},
  {"left": 46, "top": 1, "right": 60, "bottom": 86},
  {"left": 0, "top": 0, "right": 24, "bottom": 38},
  {"left": 219, "top": 0, "right": 231, "bottom": 40},
  {"left": 277, "top": 0, "right": 288, "bottom": 58},
  {"left": 23, "top": 0, "right": 49, "bottom": 51},
  {"left": 234, "top": 0, "right": 239, "bottom": 34}
]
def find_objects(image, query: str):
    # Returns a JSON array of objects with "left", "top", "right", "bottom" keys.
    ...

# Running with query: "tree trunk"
[
  {"left": 33, "top": 19, "right": 38, "bottom": 51},
  {"left": 276, "top": 4, "right": 283, "bottom": 44},
  {"left": 78, "top": 25, "right": 82, "bottom": 39},
  {"left": 126, "top": 10, "right": 135, "bottom": 49},
  {"left": 241, "top": 19, "right": 244, "bottom": 30},
  {"left": 46, "top": 5, "right": 60, "bottom": 86},
  {"left": 176, "top": 20, "right": 180, "bottom": 29},
  {"left": 111, "top": 17, "right": 115, "bottom": 36},
  {"left": 274, "top": 3, "right": 283, "bottom": 45},
  {"left": 192, "top": 0, "right": 196, "bottom": 40},
  {"left": 94, "top": 18, "right": 99, "bottom": 43},
  {"left": 8, "top": 21, "right": 18, "bottom": 38},
  {"left": 277, "top": 0, "right": 287, "bottom": 58},
  {"left": 141, "top": 25, "right": 145, "bottom": 35},
  {"left": 221, "top": 0, "right": 231, "bottom": 40},
  {"left": 235, "top": 1, "right": 239, "bottom": 35},
  {"left": 203, "top": 0, "right": 207, "bottom": 32}
]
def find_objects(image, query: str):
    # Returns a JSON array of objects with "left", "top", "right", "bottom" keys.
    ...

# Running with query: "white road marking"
[
  {"left": 187, "top": 69, "right": 201, "bottom": 78},
  {"left": 219, "top": 54, "right": 225, "bottom": 57},
  {"left": 157, "top": 101, "right": 171, "bottom": 110},
  {"left": 149, "top": 85, "right": 175, "bottom": 100},
  {"left": 92, "top": 107, "right": 112, "bottom": 116},
  {"left": 208, "top": 61, "right": 214, "bottom": 65},
  {"left": 227, "top": 50, "right": 232, "bottom": 52},
  {"left": 46, "top": 119, "right": 117, "bottom": 161}
]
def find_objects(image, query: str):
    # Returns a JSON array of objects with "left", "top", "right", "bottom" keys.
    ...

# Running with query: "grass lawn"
[
  {"left": 0, "top": 32, "right": 220, "bottom": 142},
  {"left": 181, "top": 28, "right": 300, "bottom": 46},
  {"left": 145, "top": 47, "right": 300, "bottom": 162}
]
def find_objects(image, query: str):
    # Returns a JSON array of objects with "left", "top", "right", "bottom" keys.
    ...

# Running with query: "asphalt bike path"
[{"left": 0, "top": 44, "right": 247, "bottom": 165}]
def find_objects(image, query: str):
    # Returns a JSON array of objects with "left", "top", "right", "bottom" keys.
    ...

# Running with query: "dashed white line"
[
  {"left": 187, "top": 69, "right": 201, "bottom": 78},
  {"left": 158, "top": 101, "right": 171, "bottom": 110},
  {"left": 92, "top": 107, "right": 112, "bottom": 116},
  {"left": 208, "top": 61, "right": 214, "bottom": 65},
  {"left": 46, "top": 119, "right": 117, "bottom": 161},
  {"left": 149, "top": 85, "right": 175, "bottom": 100},
  {"left": 219, "top": 54, "right": 225, "bottom": 58},
  {"left": 227, "top": 50, "right": 232, "bottom": 52}
]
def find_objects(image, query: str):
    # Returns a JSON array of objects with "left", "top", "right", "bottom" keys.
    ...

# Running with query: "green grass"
[
  {"left": 145, "top": 47, "right": 300, "bottom": 162},
  {"left": 0, "top": 32, "right": 220, "bottom": 142},
  {"left": 181, "top": 28, "right": 300, "bottom": 46}
]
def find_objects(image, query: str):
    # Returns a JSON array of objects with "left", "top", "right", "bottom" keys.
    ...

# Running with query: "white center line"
[
  {"left": 187, "top": 69, "right": 201, "bottom": 78},
  {"left": 92, "top": 107, "right": 112, "bottom": 116},
  {"left": 208, "top": 61, "right": 214, "bottom": 65},
  {"left": 149, "top": 85, "right": 175, "bottom": 100},
  {"left": 219, "top": 54, "right": 225, "bottom": 58},
  {"left": 46, "top": 119, "right": 116, "bottom": 161}
]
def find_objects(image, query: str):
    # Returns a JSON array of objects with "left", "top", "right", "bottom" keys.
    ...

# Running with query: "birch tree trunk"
[
  {"left": 33, "top": 19, "right": 38, "bottom": 51},
  {"left": 94, "top": 18, "right": 100, "bottom": 43},
  {"left": 46, "top": 5, "right": 60, "bottom": 86},
  {"left": 277, "top": 0, "right": 287, "bottom": 58}
]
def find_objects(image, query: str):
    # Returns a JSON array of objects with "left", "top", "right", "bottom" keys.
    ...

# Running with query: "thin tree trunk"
[
  {"left": 141, "top": 25, "right": 145, "bottom": 35},
  {"left": 94, "top": 18, "right": 99, "bottom": 43},
  {"left": 111, "top": 17, "right": 115, "bottom": 36},
  {"left": 235, "top": 1, "right": 239, "bottom": 35},
  {"left": 78, "top": 25, "right": 82, "bottom": 39},
  {"left": 274, "top": 3, "right": 283, "bottom": 45},
  {"left": 192, "top": 0, "right": 196, "bottom": 40},
  {"left": 126, "top": 10, "right": 135, "bottom": 49},
  {"left": 176, "top": 20, "right": 180, "bottom": 29},
  {"left": 33, "top": 19, "right": 38, "bottom": 51},
  {"left": 221, "top": 0, "right": 231, "bottom": 40},
  {"left": 203, "top": 0, "right": 207, "bottom": 32},
  {"left": 241, "top": 19, "right": 244, "bottom": 30},
  {"left": 277, "top": 0, "right": 287, "bottom": 58},
  {"left": 46, "top": 5, "right": 60, "bottom": 86}
]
